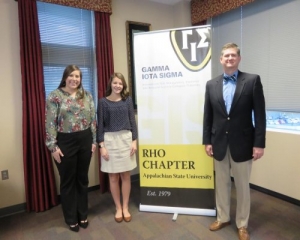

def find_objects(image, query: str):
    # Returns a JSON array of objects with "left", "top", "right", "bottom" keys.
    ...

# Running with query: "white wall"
[
  {"left": 0, "top": 0, "right": 191, "bottom": 210},
  {"left": 1, "top": 0, "right": 298, "bottom": 213},
  {"left": 251, "top": 131, "right": 300, "bottom": 200},
  {"left": 111, "top": 0, "right": 191, "bottom": 75},
  {"left": 110, "top": 0, "right": 191, "bottom": 175},
  {"left": 0, "top": 0, "right": 24, "bottom": 207}
]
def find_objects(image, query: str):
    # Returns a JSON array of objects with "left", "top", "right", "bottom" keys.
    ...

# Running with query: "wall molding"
[{"left": 1, "top": 174, "right": 298, "bottom": 218}]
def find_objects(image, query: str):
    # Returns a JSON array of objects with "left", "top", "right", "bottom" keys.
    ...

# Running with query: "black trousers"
[{"left": 55, "top": 128, "right": 92, "bottom": 225}]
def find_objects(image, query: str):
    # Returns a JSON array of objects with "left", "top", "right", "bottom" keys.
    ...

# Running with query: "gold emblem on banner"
[{"left": 170, "top": 27, "right": 211, "bottom": 72}]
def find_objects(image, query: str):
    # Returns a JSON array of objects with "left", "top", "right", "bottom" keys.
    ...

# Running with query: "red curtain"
[
  {"left": 94, "top": 12, "right": 114, "bottom": 193},
  {"left": 18, "top": 0, "right": 58, "bottom": 212}
]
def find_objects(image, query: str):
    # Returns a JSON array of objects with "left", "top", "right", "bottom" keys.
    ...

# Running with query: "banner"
[{"left": 134, "top": 26, "right": 215, "bottom": 216}]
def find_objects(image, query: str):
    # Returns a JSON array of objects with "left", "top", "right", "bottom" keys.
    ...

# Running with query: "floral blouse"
[{"left": 45, "top": 88, "right": 97, "bottom": 151}]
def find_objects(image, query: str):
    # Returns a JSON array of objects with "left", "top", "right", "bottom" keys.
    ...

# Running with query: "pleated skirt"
[{"left": 101, "top": 130, "right": 137, "bottom": 173}]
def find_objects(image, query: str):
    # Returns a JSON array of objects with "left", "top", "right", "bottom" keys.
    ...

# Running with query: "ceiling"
[{"left": 146, "top": 0, "right": 190, "bottom": 5}]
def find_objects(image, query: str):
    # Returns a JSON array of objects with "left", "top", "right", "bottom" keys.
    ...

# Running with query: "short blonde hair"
[{"left": 221, "top": 43, "right": 240, "bottom": 56}]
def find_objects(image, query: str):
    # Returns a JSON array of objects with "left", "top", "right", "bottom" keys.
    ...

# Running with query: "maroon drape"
[
  {"left": 192, "top": 20, "right": 207, "bottom": 26},
  {"left": 94, "top": 11, "right": 114, "bottom": 193},
  {"left": 191, "top": 0, "right": 255, "bottom": 25},
  {"left": 18, "top": 0, "right": 58, "bottom": 212}
]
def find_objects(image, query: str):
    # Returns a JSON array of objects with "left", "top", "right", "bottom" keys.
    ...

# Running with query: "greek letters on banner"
[{"left": 134, "top": 26, "right": 216, "bottom": 216}]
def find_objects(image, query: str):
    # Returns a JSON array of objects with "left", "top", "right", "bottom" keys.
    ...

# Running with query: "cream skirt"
[{"left": 101, "top": 130, "right": 137, "bottom": 173}]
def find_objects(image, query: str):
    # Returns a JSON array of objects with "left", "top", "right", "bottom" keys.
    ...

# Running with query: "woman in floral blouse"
[{"left": 45, "top": 65, "right": 96, "bottom": 232}]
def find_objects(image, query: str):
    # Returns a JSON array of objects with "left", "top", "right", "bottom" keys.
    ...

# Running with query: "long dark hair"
[
  {"left": 58, "top": 65, "right": 85, "bottom": 99},
  {"left": 105, "top": 72, "right": 129, "bottom": 99}
]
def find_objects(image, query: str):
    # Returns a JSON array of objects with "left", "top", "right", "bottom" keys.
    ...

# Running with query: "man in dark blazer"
[{"left": 202, "top": 43, "right": 266, "bottom": 240}]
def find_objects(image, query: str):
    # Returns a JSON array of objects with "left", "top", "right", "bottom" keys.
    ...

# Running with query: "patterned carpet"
[{"left": 0, "top": 180, "right": 299, "bottom": 240}]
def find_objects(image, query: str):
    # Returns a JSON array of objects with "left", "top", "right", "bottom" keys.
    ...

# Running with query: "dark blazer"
[{"left": 202, "top": 71, "right": 266, "bottom": 162}]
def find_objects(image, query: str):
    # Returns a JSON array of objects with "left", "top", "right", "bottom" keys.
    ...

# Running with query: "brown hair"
[
  {"left": 221, "top": 43, "right": 241, "bottom": 56},
  {"left": 105, "top": 72, "right": 129, "bottom": 99},
  {"left": 58, "top": 65, "right": 84, "bottom": 99}
]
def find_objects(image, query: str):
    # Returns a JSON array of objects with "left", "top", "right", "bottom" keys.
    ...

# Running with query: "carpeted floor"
[{"left": 0, "top": 180, "right": 299, "bottom": 240}]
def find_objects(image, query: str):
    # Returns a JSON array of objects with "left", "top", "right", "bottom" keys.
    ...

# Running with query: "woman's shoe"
[
  {"left": 69, "top": 224, "right": 79, "bottom": 232},
  {"left": 115, "top": 215, "right": 123, "bottom": 223},
  {"left": 123, "top": 212, "right": 132, "bottom": 222},
  {"left": 79, "top": 219, "right": 89, "bottom": 229},
  {"left": 123, "top": 215, "right": 131, "bottom": 222},
  {"left": 115, "top": 210, "right": 123, "bottom": 223}
]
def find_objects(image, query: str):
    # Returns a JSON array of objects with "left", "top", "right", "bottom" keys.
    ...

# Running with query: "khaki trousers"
[{"left": 214, "top": 147, "right": 252, "bottom": 228}]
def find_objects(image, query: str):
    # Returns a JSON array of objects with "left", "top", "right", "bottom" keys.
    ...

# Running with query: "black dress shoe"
[
  {"left": 69, "top": 224, "right": 79, "bottom": 232},
  {"left": 79, "top": 220, "right": 89, "bottom": 229}
]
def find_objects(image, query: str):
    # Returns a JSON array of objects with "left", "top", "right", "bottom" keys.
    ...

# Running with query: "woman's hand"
[
  {"left": 91, "top": 144, "right": 96, "bottom": 154},
  {"left": 52, "top": 148, "right": 64, "bottom": 163},
  {"left": 100, "top": 147, "right": 109, "bottom": 161},
  {"left": 130, "top": 140, "right": 137, "bottom": 156}
]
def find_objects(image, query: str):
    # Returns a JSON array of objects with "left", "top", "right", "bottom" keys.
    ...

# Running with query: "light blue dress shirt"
[{"left": 223, "top": 72, "right": 238, "bottom": 114}]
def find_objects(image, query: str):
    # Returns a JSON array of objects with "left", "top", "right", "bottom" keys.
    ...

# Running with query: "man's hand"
[
  {"left": 205, "top": 144, "right": 213, "bottom": 157},
  {"left": 252, "top": 147, "right": 264, "bottom": 160}
]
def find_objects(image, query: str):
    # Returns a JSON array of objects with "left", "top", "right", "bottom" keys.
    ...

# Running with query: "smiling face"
[
  {"left": 111, "top": 77, "right": 124, "bottom": 95},
  {"left": 65, "top": 70, "right": 81, "bottom": 92},
  {"left": 220, "top": 46, "right": 241, "bottom": 73}
]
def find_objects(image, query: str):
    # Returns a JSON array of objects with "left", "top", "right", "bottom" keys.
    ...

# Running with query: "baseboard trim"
[
  {"left": 0, "top": 174, "right": 139, "bottom": 218},
  {"left": 0, "top": 203, "right": 26, "bottom": 218},
  {"left": 249, "top": 183, "right": 300, "bottom": 206},
  {"left": 229, "top": 175, "right": 300, "bottom": 206},
  {"left": 1, "top": 174, "right": 298, "bottom": 218},
  {"left": 88, "top": 185, "right": 100, "bottom": 192}
]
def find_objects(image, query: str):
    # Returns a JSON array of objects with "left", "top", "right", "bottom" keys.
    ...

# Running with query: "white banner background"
[{"left": 134, "top": 26, "right": 216, "bottom": 216}]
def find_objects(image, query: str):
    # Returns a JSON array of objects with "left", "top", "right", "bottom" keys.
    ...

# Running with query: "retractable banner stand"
[{"left": 134, "top": 26, "right": 216, "bottom": 217}]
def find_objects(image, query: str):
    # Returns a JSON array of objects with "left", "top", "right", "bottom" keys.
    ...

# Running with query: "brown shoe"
[
  {"left": 209, "top": 221, "right": 231, "bottom": 231},
  {"left": 238, "top": 227, "right": 250, "bottom": 240},
  {"left": 115, "top": 210, "right": 123, "bottom": 223},
  {"left": 114, "top": 216, "right": 123, "bottom": 223},
  {"left": 123, "top": 209, "right": 131, "bottom": 222},
  {"left": 123, "top": 214, "right": 131, "bottom": 222}
]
